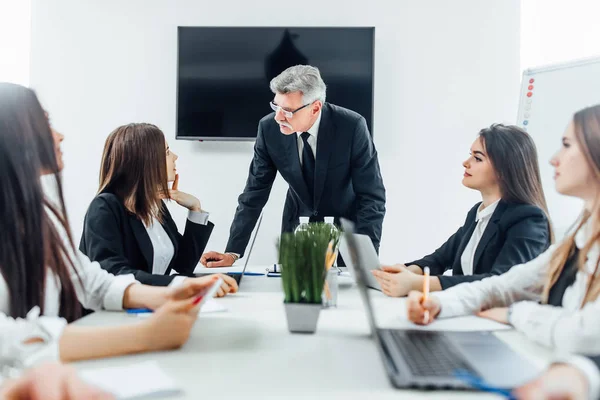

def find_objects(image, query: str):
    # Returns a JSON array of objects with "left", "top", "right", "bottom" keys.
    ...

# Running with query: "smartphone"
[{"left": 193, "top": 277, "right": 224, "bottom": 309}]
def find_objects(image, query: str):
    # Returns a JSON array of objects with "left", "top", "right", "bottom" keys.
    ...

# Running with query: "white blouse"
[
  {"left": 435, "top": 216, "right": 600, "bottom": 354},
  {"left": 459, "top": 200, "right": 499, "bottom": 275},
  {"left": 144, "top": 207, "right": 210, "bottom": 287},
  {"left": 0, "top": 175, "right": 138, "bottom": 374}
]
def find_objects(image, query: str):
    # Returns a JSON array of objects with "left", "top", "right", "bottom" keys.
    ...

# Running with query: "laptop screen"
[
  {"left": 339, "top": 218, "right": 379, "bottom": 336},
  {"left": 238, "top": 212, "right": 264, "bottom": 282}
]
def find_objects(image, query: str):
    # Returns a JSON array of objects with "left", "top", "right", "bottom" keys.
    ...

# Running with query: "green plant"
[{"left": 278, "top": 222, "right": 341, "bottom": 304}]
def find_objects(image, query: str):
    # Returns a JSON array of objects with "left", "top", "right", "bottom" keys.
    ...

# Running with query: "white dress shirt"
[
  {"left": 435, "top": 215, "right": 600, "bottom": 353},
  {"left": 144, "top": 207, "right": 210, "bottom": 287},
  {"left": 296, "top": 111, "right": 322, "bottom": 165},
  {"left": 0, "top": 174, "right": 138, "bottom": 373},
  {"left": 460, "top": 200, "right": 499, "bottom": 275},
  {"left": 434, "top": 216, "right": 600, "bottom": 398}
]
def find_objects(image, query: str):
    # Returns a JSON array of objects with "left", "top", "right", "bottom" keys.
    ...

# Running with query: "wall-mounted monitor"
[{"left": 176, "top": 26, "right": 375, "bottom": 141}]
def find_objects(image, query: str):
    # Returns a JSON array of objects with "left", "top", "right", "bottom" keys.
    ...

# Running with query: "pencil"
[{"left": 423, "top": 267, "right": 430, "bottom": 324}]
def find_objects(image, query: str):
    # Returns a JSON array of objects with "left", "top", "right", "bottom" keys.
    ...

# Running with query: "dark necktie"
[{"left": 300, "top": 132, "right": 315, "bottom": 199}]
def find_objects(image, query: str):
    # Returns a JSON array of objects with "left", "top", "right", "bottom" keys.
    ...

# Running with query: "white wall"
[
  {"left": 30, "top": 0, "right": 520, "bottom": 266},
  {"left": 521, "top": 0, "right": 600, "bottom": 70},
  {"left": 0, "top": 0, "right": 31, "bottom": 86}
]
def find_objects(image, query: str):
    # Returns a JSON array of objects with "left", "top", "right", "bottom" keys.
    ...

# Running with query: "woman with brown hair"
[
  {"left": 407, "top": 104, "right": 600, "bottom": 356},
  {"left": 372, "top": 124, "right": 552, "bottom": 297},
  {"left": 0, "top": 82, "right": 224, "bottom": 368},
  {"left": 80, "top": 123, "right": 236, "bottom": 293}
]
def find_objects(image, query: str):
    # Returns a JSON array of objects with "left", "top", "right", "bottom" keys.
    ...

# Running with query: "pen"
[
  {"left": 227, "top": 272, "right": 264, "bottom": 276},
  {"left": 454, "top": 370, "right": 516, "bottom": 399},
  {"left": 265, "top": 264, "right": 280, "bottom": 274},
  {"left": 126, "top": 308, "right": 153, "bottom": 314},
  {"left": 422, "top": 267, "right": 430, "bottom": 324}
]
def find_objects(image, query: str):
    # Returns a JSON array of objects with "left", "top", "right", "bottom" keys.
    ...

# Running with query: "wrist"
[
  {"left": 507, "top": 304, "right": 514, "bottom": 326},
  {"left": 413, "top": 275, "right": 425, "bottom": 291},
  {"left": 407, "top": 265, "right": 423, "bottom": 275},
  {"left": 124, "top": 284, "right": 169, "bottom": 310},
  {"left": 137, "top": 321, "right": 155, "bottom": 352},
  {"left": 225, "top": 252, "right": 239, "bottom": 262}
]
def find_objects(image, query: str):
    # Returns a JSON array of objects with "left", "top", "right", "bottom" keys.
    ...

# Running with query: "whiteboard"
[{"left": 516, "top": 56, "right": 600, "bottom": 239}]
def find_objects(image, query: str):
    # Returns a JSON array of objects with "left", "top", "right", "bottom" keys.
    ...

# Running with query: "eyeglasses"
[{"left": 269, "top": 101, "right": 311, "bottom": 119}]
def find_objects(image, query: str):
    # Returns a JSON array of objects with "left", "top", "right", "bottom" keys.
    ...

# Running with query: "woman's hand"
[
  {"left": 184, "top": 274, "right": 238, "bottom": 298},
  {"left": 0, "top": 362, "right": 114, "bottom": 400},
  {"left": 372, "top": 265, "right": 421, "bottom": 297},
  {"left": 513, "top": 363, "right": 588, "bottom": 400},
  {"left": 141, "top": 295, "right": 204, "bottom": 352},
  {"left": 168, "top": 174, "right": 202, "bottom": 211},
  {"left": 406, "top": 290, "right": 441, "bottom": 325}
]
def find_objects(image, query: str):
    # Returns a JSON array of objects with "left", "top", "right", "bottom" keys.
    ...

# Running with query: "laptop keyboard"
[{"left": 387, "top": 330, "right": 476, "bottom": 377}]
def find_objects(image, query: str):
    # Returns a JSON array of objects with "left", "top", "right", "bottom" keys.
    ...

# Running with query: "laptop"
[
  {"left": 338, "top": 232, "right": 382, "bottom": 291},
  {"left": 339, "top": 218, "right": 542, "bottom": 391},
  {"left": 195, "top": 213, "right": 263, "bottom": 286}
]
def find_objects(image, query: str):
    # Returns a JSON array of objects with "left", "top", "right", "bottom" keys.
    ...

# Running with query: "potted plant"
[{"left": 279, "top": 222, "right": 340, "bottom": 333}]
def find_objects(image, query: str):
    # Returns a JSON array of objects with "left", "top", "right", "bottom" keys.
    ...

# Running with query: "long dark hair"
[
  {"left": 98, "top": 123, "right": 170, "bottom": 226},
  {"left": 0, "top": 83, "right": 81, "bottom": 321},
  {"left": 543, "top": 105, "right": 600, "bottom": 305},
  {"left": 479, "top": 124, "right": 551, "bottom": 229}
]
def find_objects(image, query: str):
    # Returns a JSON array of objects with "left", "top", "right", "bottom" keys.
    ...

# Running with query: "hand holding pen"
[{"left": 406, "top": 269, "right": 442, "bottom": 326}]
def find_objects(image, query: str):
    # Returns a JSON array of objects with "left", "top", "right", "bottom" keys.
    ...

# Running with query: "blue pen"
[
  {"left": 454, "top": 370, "right": 516, "bottom": 399},
  {"left": 126, "top": 308, "right": 153, "bottom": 314},
  {"left": 227, "top": 272, "right": 264, "bottom": 276}
]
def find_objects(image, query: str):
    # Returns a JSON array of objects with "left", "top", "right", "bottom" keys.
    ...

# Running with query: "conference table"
[{"left": 73, "top": 266, "right": 554, "bottom": 399}]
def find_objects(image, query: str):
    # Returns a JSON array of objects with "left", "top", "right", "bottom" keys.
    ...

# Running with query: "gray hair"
[{"left": 269, "top": 65, "right": 327, "bottom": 104}]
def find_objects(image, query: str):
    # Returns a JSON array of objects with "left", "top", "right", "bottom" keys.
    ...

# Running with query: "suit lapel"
[
  {"left": 313, "top": 105, "right": 334, "bottom": 209},
  {"left": 472, "top": 201, "right": 507, "bottom": 272},
  {"left": 128, "top": 214, "right": 154, "bottom": 272},
  {"left": 282, "top": 129, "right": 313, "bottom": 208}
]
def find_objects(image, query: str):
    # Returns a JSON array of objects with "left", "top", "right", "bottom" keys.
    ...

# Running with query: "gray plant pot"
[{"left": 284, "top": 302, "right": 322, "bottom": 333}]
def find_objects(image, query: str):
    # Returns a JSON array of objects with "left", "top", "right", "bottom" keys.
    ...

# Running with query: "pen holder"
[{"left": 322, "top": 269, "right": 338, "bottom": 308}]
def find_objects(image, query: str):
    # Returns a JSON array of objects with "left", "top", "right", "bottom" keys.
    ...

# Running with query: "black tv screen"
[{"left": 176, "top": 27, "right": 374, "bottom": 141}]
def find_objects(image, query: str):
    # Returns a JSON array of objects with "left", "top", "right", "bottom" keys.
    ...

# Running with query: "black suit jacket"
[
  {"left": 79, "top": 192, "right": 214, "bottom": 286},
  {"left": 225, "top": 103, "right": 386, "bottom": 256},
  {"left": 405, "top": 200, "right": 551, "bottom": 289}
]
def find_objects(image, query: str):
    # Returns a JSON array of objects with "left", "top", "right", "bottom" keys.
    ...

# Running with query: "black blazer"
[
  {"left": 79, "top": 192, "right": 214, "bottom": 286},
  {"left": 405, "top": 200, "right": 551, "bottom": 289},
  {"left": 225, "top": 102, "right": 386, "bottom": 256}
]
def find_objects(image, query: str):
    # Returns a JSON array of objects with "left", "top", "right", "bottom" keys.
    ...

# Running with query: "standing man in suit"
[{"left": 201, "top": 65, "right": 386, "bottom": 267}]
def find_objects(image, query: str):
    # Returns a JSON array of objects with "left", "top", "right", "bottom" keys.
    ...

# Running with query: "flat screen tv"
[{"left": 176, "top": 27, "right": 374, "bottom": 141}]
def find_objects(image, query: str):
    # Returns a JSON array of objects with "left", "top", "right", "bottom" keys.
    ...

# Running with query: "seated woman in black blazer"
[
  {"left": 80, "top": 123, "right": 237, "bottom": 294},
  {"left": 372, "top": 124, "right": 552, "bottom": 297}
]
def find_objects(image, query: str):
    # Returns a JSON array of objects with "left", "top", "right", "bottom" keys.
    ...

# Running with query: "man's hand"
[{"left": 200, "top": 251, "right": 236, "bottom": 267}]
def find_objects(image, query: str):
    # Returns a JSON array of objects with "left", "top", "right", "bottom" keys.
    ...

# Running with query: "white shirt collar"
[
  {"left": 296, "top": 111, "right": 322, "bottom": 139},
  {"left": 476, "top": 199, "right": 500, "bottom": 222}
]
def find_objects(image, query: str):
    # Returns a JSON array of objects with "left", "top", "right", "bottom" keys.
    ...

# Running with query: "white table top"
[{"left": 73, "top": 270, "right": 554, "bottom": 399}]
